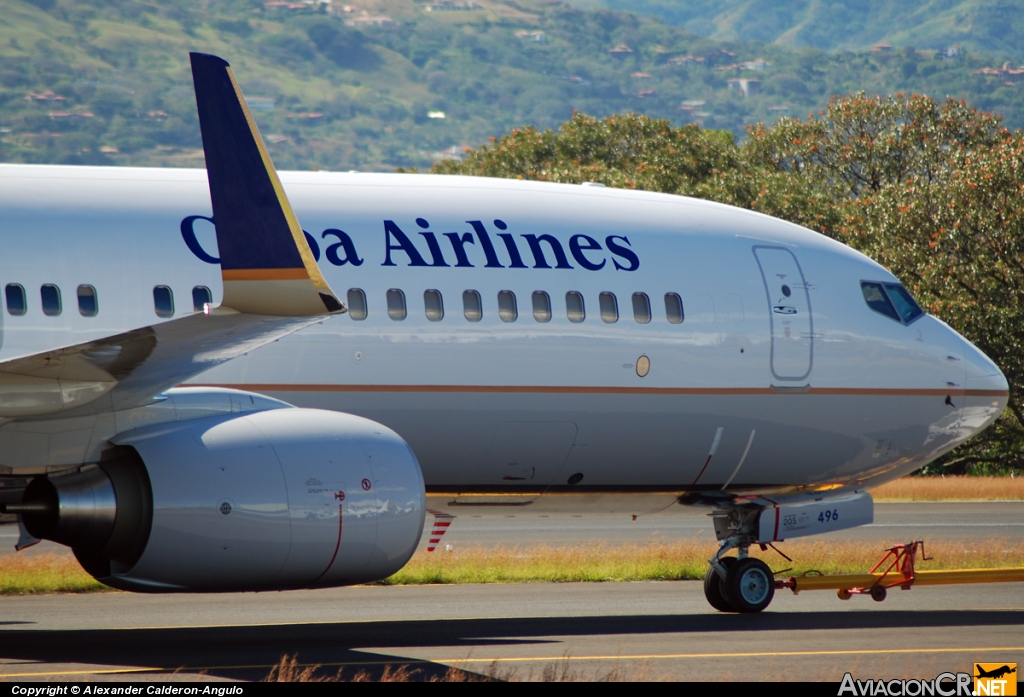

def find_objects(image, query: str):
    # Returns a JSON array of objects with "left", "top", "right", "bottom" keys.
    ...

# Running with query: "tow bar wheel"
[{"left": 725, "top": 558, "right": 775, "bottom": 613}]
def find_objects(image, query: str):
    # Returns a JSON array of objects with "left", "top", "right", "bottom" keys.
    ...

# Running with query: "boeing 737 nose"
[{"left": 962, "top": 334, "right": 1010, "bottom": 431}]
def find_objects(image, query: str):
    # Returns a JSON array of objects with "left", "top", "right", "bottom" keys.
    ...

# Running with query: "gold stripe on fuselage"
[
  {"left": 222, "top": 268, "right": 310, "bottom": 281},
  {"left": 190, "top": 383, "right": 1009, "bottom": 398}
]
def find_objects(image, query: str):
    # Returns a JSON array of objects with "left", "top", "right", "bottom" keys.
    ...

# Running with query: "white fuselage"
[{"left": 0, "top": 164, "right": 1007, "bottom": 495}]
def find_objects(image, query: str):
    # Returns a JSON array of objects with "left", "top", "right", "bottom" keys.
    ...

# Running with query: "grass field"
[
  {"left": 1, "top": 476, "right": 1020, "bottom": 594},
  {"left": 4, "top": 538, "right": 1023, "bottom": 595},
  {"left": 872, "top": 476, "right": 1024, "bottom": 501},
  {"left": 382, "top": 538, "right": 1024, "bottom": 585}
]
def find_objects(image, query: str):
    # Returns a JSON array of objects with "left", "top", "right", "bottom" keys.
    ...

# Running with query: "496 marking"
[{"left": 818, "top": 509, "right": 839, "bottom": 523}]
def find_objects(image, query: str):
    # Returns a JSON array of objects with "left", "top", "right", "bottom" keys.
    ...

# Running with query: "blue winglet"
[{"left": 190, "top": 52, "right": 342, "bottom": 316}]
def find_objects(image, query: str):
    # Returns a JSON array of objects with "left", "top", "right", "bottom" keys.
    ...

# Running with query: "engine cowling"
[{"left": 17, "top": 407, "right": 425, "bottom": 592}]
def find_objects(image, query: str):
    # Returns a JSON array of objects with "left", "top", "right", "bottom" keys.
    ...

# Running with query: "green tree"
[{"left": 433, "top": 111, "right": 740, "bottom": 194}]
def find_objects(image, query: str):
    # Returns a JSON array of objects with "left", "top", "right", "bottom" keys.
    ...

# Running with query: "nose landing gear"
[
  {"left": 704, "top": 555, "right": 777, "bottom": 613},
  {"left": 703, "top": 505, "right": 778, "bottom": 613}
]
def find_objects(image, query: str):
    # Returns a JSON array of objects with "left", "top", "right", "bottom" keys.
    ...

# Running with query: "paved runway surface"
[{"left": 0, "top": 581, "right": 1021, "bottom": 682}]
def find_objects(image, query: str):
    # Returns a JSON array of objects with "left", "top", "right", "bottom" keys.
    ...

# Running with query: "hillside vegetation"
[
  {"left": 583, "top": 0, "right": 1024, "bottom": 63},
  {"left": 2, "top": 0, "right": 1024, "bottom": 170}
]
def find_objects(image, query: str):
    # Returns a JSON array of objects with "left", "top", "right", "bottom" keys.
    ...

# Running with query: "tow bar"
[{"left": 775, "top": 540, "right": 1024, "bottom": 602}]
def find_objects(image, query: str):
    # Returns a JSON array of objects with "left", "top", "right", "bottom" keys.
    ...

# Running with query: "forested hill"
[
  {"left": 583, "top": 0, "right": 1024, "bottom": 63},
  {"left": 2, "top": 0, "right": 1024, "bottom": 171}
]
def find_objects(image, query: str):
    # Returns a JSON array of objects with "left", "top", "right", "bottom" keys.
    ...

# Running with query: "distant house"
[
  {"left": 264, "top": 0, "right": 316, "bottom": 11},
  {"left": 246, "top": 97, "right": 276, "bottom": 112},
  {"left": 428, "top": 111, "right": 446, "bottom": 119},
  {"left": 608, "top": 44, "right": 633, "bottom": 57},
  {"left": 344, "top": 13, "right": 394, "bottom": 26},
  {"left": 514, "top": 30, "right": 546, "bottom": 43},
  {"left": 668, "top": 55, "right": 705, "bottom": 67},
  {"left": 636, "top": 89, "right": 655, "bottom": 98},
  {"left": 943, "top": 45, "right": 963, "bottom": 60},
  {"left": 678, "top": 99, "right": 706, "bottom": 111},
  {"left": 716, "top": 58, "right": 770, "bottom": 73},
  {"left": 870, "top": 43, "right": 893, "bottom": 53},
  {"left": 973, "top": 62, "right": 1024, "bottom": 81},
  {"left": 48, "top": 110, "right": 93, "bottom": 119},
  {"left": 425, "top": 1, "right": 481, "bottom": 11},
  {"left": 25, "top": 90, "right": 65, "bottom": 102},
  {"left": 630, "top": 72, "right": 651, "bottom": 79},
  {"left": 727, "top": 77, "right": 761, "bottom": 97}
]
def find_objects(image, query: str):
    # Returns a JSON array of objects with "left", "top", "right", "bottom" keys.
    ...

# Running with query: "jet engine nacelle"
[{"left": 18, "top": 407, "right": 425, "bottom": 592}]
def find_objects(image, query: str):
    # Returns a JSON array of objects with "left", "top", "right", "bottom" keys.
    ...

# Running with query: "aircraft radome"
[{"left": 0, "top": 53, "right": 1008, "bottom": 612}]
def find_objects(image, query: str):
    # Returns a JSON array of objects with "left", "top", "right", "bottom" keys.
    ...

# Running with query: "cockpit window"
[
  {"left": 884, "top": 284, "right": 924, "bottom": 324},
  {"left": 861, "top": 281, "right": 924, "bottom": 325}
]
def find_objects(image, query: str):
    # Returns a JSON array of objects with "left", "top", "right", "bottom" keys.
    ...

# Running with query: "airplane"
[
  {"left": 0, "top": 53, "right": 1008, "bottom": 613},
  {"left": 975, "top": 666, "right": 1017, "bottom": 680}
]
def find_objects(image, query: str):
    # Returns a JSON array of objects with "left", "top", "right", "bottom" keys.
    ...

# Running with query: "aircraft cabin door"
[{"left": 753, "top": 246, "right": 813, "bottom": 381}]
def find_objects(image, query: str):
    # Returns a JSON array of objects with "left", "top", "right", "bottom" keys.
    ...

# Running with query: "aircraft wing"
[{"left": 0, "top": 53, "right": 343, "bottom": 420}]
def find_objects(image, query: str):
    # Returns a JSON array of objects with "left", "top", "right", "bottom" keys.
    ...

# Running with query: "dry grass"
[
  {"left": 379, "top": 538, "right": 1024, "bottom": 585},
  {"left": 0, "top": 552, "right": 108, "bottom": 594},
  {"left": 263, "top": 654, "right": 487, "bottom": 682},
  {"left": 873, "top": 475, "right": 1024, "bottom": 501},
  {"left": 6, "top": 539, "right": 1022, "bottom": 595},
  {"left": 260, "top": 654, "right": 647, "bottom": 682}
]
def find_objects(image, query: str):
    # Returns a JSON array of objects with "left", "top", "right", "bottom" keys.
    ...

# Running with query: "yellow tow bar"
[{"left": 774, "top": 541, "right": 1024, "bottom": 602}]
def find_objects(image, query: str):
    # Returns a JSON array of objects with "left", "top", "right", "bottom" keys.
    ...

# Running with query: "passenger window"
[
  {"left": 386, "top": 288, "right": 406, "bottom": 320},
  {"left": 498, "top": 290, "right": 517, "bottom": 322},
  {"left": 424, "top": 289, "right": 444, "bottom": 321},
  {"left": 599, "top": 292, "right": 618, "bottom": 323},
  {"left": 347, "top": 288, "right": 367, "bottom": 320},
  {"left": 192, "top": 286, "right": 212, "bottom": 314},
  {"left": 5, "top": 284, "right": 26, "bottom": 316},
  {"left": 532, "top": 291, "right": 551, "bottom": 322},
  {"left": 77, "top": 285, "right": 98, "bottom": 317},
  {"left": 566, "top": 291, "right": 585, "bottom": 323},
  {"left": 41, "top": 284, "right": 62, "bottom": 316},
  {"left": 153, "top": 285, "right": 174, "bottom": 318},
  {"left": 463, "top": 290, "right": 482, "bottom": 322},
  {"left": 632, "top": 292, "right": 651, "bottom": 324},
  {"left": 861, "top": 282, "right": 900, "bottom": 322},
  {"left": 665, "top": 293, "right": 684, "bottom": 324}
]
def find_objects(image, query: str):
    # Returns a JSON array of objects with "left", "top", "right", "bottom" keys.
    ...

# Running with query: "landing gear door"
[{"left": 753, "top": 246, "right": 814, "bottom": 382}]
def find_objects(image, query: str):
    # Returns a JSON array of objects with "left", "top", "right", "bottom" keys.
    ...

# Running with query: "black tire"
[
  {"left": 703, "top": 557, "right": 737, "bottom": 612},
  {"left": 870, "top": 584, "right": 887, "bottom": 602},
  {"left": 724, "top": 557, "right": 775, "bottom": 613}
]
